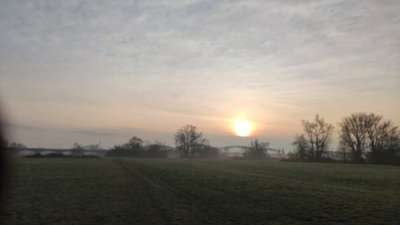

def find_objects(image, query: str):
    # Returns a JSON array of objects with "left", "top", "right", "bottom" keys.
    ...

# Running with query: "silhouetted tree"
[
  {"left": 339, "top": 113, "right": 369, "bottom": 163},
  {"left": 338, "top": 141, "right": 350, "bottom": 162},
  {"left": 366, "top": 119, "right": 399, "bottom": 164},
  {"left": 126, "top": 136, "right": 143, "bottom": 149},
  {"left": 107, "top": 136, "right": 146, "bottom": 157},
  {"left": 145, "top": 143, "right": 173, "bottom": 158},
  {"left": 175, "top": 125, "right": 207, "bottom": 158},
  {"left": 292, "top": 134, "right": 309, "bottom": 160},
  {"left": 192, "top": 143, "right": 220, "bottom": 158},
  {"left": 244, "top": 139, "right": 269, "bottom": 159},
  {"left": 293, "top": 115, "right": 334, "bottom": 161},
  {"left": 339, "top": 113, "right": 400, "bottom": 164},
  {"left": 71, "top": 143, "right": 84, "bottom": 156}
]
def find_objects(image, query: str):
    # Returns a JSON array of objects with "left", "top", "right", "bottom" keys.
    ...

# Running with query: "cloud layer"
[{"left": 1, "top": 0, "right": 399, "bottom": 148}]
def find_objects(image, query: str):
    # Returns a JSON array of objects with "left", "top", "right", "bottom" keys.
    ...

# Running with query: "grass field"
[{"left": 3, "top": 158, "right": 400, "bottom": 225}]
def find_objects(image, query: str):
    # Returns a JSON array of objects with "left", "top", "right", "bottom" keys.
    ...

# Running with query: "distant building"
[{"left": 220, "top": 146, "right": 286, "bottom": 159}]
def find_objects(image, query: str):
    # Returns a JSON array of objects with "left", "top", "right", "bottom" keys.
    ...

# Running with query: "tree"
[
  {"left": 339, "top": 114, "right": 368, "bottom": 163},
  {"left": 366, "top": 119, "right": 399, "bottom": 164},
  {"left": 126, "top": 136, "right": 143, "bottom": 149},
  {"left": 191, "top": 143, "right": 220, "bottom": 158},
  {"left": 338, "top": 140, "right": 350, "bottom": 162},
  {"left": 293, "top": 115, "right": 334, "bottom": 161},
  {"left": 339, "top": 113, "right": 400, "bottom": 164},
  {"left": 175, "top": 125, "right": 207, "bottom": 158},
  {"left": 106, "top": 136, "right": 145, "bottom": 157},
  {"left": 71, "top": 142, "right": 84, "bottom": 156},
  {"left": 145, "top": 143, "right": 173, "bottom": 158},
  {"left": 244, "top": 139, "right": 269, "bottom": 159},
  {"left": 292, "top": 134, "right": 309, "bottom": 160}
]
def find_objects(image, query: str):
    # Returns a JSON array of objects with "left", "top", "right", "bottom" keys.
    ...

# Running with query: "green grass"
[{"left": 3, "top": 158, "right": 400, "bottom": 225}]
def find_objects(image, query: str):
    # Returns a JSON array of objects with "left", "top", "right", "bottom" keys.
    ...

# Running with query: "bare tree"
[
  {"left": 292, "top": 134, "right": 309, "bottom": 160},
  {"left": 339, "top": 113, "right": 399, "bottom": 164},
  {"left": 338, "top": 139, "right": 350, "bottom": 162},
  {"left": 175, "top": 125, "right": 207, "bottom": 158},
  {"left": 339, "top": 114, "right": 367, "bottom": 163},
  {"left": 300, "top": 115, "right": 334, "bottom": 161},
  {"left": 71, "top": 142, "right": 84, "bottom": 157},
  {"left": 126, "top": 136, "right": 143, "bottom": 149},
  {"left": 370, "top": 122, "right": 399, "bottom": 163}
]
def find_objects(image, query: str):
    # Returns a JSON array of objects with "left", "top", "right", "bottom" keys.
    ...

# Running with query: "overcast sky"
[{"left": 1, "top": 0, "right": 399, "bottom": 149}]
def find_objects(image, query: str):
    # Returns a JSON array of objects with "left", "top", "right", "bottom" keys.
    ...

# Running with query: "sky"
[{"left": 0, "top": 0, "right": 399, "bottom": 149}]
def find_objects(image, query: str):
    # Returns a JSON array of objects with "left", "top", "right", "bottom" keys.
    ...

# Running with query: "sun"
[{"left": 233, "top": 118, "right": 254, "bottom": 137}]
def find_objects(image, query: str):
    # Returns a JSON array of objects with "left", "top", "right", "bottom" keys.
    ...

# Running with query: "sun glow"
[{"left": 233, "top": 118, "right": 254, "bottom": 137}]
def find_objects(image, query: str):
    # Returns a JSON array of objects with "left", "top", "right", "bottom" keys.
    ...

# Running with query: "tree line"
[
  {"left": 103, "top": 124, "right": 268, "bottom": 159},
  {"left": 5, "top": 124, "right": 269, "bottom": 159},
  {"left": 106, "top": 136, "right": 174, "bottom": 158},
  {"left": 8, "top": 112, "right": 398, "bottom": 164},
  {"left": 106, "top": 125, "right": 220, "bottom": 158},
  {"left": 291, "top": 113, "right": 400, "bottom": 165}
]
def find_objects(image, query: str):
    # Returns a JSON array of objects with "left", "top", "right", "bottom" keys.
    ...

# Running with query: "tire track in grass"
[
  {"left": 115, "top": 159, "right": 206, "bottom": 225},
  {"left": 131, "top": 161, "right": 310, "bottom": 225},
  {"left": 113, "top": 159, "right": 173, "bottom": 225},
  {"left": 127, "top": 160, "right": 288, "bottom": 225}
]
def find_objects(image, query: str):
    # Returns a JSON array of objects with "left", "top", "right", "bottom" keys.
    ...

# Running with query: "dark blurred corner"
[{"left": 0, "top": 103, "right": 8, "bottom": 212}]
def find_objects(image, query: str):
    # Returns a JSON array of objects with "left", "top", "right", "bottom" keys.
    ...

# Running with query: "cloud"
[{"left": 1, "top": 0, "right": 399, "bottom": 147}]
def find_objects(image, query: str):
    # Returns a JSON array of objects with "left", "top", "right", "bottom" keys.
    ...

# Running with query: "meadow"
[{"left": 3, "top": 158, "right": 400, "bottom": 225}]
